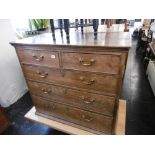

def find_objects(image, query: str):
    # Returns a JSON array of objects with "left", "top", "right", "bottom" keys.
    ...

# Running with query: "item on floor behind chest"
[
  {"left": 11, "top": 31, "right": 131, "bottom": 134},
  {"left": 136, "top": 27, "right": 153, "bottom": 65},
  {"left": 146, "top": 60, "right": 155, "bottom": 96},
  {"left": 136, "top": 20, "right": 154, "bottom": 55},
  {"left": 0, "top": 106, "right": 10, "bottom": 133},
  {"left": 143, "top": 39, "right": 155, "bottom": 69},
  {"left": 146, "top": 42, "right": 155, "bottom": 96}
]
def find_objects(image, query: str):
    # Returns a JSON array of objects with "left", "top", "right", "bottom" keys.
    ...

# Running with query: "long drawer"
[
  {"left": 61, "top": 52, "right": 121, "bottom": 74},
  {"left": 32, "top": 95, "right": 113, "bottom": 134},
  {"left": 28, "top": 81, "right": 116, "bottom": 116},
  {"left": 23, "top": 64, "right": 120, "bottom": 95},
  {"left": 17, "top": 49, "right": 59, "bottom": 68}
]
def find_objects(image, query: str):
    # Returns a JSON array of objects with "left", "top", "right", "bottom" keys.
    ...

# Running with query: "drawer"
[
  {"left": 61, "top": 52, "right": 121, "bottom": 74},
  {"left": 28, "top": 81, "right": 116, "bottom": 116},
  {"left": 32, "top": 95, "right": 113, "bottom": 134},
  {"left": 17, "top": 49, "right": 59, "bottom": 68},
  {"left": 23, "top": 65, "right": 120, "bottom": 95}
]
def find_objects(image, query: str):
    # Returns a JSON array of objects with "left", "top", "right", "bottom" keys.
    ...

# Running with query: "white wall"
[{"left": 0, "top": 19, "right": 28, "bottom": 107}]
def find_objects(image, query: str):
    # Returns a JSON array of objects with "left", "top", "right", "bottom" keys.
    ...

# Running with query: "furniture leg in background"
[
  {"left": 64, "top": 19, "right": 70, "bottom": 43},
  {"left": 80, "top": 19, "right": 84, "bottom": 34},
  {"left": 75, "top": 19, "right": 79, "bottom": 30},
  {"left": 58, "top": 19, "right": 63, "bottom": 37},
  {"left": 101, "top": 19, "right": 105, "bottom": 25},
  {"left": 124, "top": 19, "right": 129, "bottom": 32},
  {"left": 106, "top": 19, "right": 112, "bottom": 28},
  {"left": 93, "top": 19, "right": 99, "bottom": 39},
  {"left": 50, "top": 19, "right": 56, "bottom": 41}
]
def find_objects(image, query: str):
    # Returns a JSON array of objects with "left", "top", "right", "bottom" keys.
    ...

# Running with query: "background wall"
[{"left": 0, "top": 19, "right": 28, "bottom": 107}]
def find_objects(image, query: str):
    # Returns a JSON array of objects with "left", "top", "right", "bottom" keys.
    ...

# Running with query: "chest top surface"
[{"left": 11, "top": 31, "right": 132, "bottom": 49}]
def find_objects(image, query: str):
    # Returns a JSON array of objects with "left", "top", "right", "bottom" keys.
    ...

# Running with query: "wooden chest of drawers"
[{"left": 11, "top": 32, "right": 131, "bottom": 134}]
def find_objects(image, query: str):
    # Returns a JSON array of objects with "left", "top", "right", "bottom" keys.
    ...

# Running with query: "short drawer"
[
  {"left": 61, "top": 52, "right": 121, "bottom": 74},
  {"left": 28, "top": 81, "right": 116, "bottom": 116},
  {"left": 23, "top": 65, "right": 120, "bottom": 95},
  {"left": 17, "top": 49, "right": 59, "bottom": 68},
  {"left": 32, "top": 95, "right": 113, "bottom": 134}
]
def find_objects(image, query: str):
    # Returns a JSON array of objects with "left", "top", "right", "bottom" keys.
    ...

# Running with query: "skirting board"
[{"left": 25, "top": 99, "right": 126, "bottom": 135}]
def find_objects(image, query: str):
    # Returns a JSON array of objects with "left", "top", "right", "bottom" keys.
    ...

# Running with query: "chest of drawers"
[{"left": 11, "top": 32, "right": 131, "bottom": 134}]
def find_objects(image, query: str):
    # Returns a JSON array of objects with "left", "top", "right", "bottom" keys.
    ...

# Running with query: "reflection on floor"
[
  {"left": 121, "top": 40, "right": 155, "bottom": 134},
  {"left": 2, "top": 40, "right": 155, "bottom": 135},
  {"left": 2, "top": 93, "right": 68, "bottom": 135}
]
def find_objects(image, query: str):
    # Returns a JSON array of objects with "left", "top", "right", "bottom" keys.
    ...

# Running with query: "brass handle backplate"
[
  {"left": 82, "top": 115, "right": 93, "bottom": 122},
  {"left": 36, "top": 70, "right": 48, "bottom": 78},
  {"left": 79, "top": 58, "right": 95, "bottom": 66},
  {"left": 33, "top": 54, "right": 44, "bottom": 61},
  {"left": 41, "top": 88, "right": 52, "bottom": 94},
  {"left": 80, "top": 76, "right": 95, "bottom": 85},
  {"left": 80, "top": 96, "right": 95, "bottom": 104}
]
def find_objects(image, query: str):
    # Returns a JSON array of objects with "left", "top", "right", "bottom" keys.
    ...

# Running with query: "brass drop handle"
[
  {"left": 36, "top": 71, "right": 48, "bottom": 78},
  {"left": 82, "top": 115, "right": 93, "bottom": 122},
  {"left": 32, "top": 54, "right": 44, "bottom": 61},
  {"left": 41, "top": 88, "right": 52, "bottom": 94},
  {"left": 80, "top": 96, "right": 95, "bottom": 104},
  {"left": 80, "top": 76, "right": 95, "bottom": 85},
  {"left": 79, "top": 58, "right": 95, "bottom": 66}
]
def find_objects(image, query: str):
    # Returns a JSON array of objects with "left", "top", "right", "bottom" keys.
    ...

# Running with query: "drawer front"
[
  {"left": 61, "top": 52, "right": 121, "bottom": 74},
  {"left": 32, "top": 96, "right": 113, "bottom": 134},
  {"left": 28, "top": 81, "right": 116, "bottom": 116},
  {"left": 17, "top": 49, "right": 59, "bottom": 68},
  {"left": 23, "top": 65, "right": 120, "bottom": 95}
]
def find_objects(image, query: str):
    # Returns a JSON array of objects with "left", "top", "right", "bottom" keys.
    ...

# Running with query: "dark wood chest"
[{"left": 11, "top": 31, "right": 131, "bottom": 134}]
